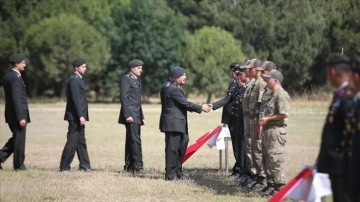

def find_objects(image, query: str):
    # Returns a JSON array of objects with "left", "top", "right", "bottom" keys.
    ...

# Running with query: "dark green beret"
[
  {"left": 129, "top": 59, "right": 144, "bottom": 67},
  {"left": 9, "top": 53, "right": 25, "bottom": 63},
  {"left": 324, "top": 53, "right": 350, "bottom": 66},
  {"left": 72, "top": 58, "right": 86, "bottom": 67},
  {"left": 350, "top": 55, "right": 360, "bottom": 73}
]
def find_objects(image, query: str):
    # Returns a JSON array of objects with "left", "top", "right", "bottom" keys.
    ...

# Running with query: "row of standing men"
[{"left": 211, "top": 59, "right": 290, "bottom": 197}]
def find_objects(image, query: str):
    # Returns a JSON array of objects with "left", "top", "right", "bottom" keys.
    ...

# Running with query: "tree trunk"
[
  {"left": 206, "top": 92, "right": 212, "bottom": 103},
  {"left": 28, "top": 79, "right": 38, "bottom": 98}
]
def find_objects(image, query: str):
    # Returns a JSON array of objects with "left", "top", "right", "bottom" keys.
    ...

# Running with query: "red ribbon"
[{"left": 182, "top": 127, "right": 222, "bottom": 164}]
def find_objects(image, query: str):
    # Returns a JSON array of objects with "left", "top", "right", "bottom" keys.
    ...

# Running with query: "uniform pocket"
[{"left": 277, "top": 128, "right": 287, "bottom": 146}]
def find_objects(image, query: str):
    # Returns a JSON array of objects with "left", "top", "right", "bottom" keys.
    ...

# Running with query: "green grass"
[{"left": 0, "top": 101, "right": 327, "bottom": 202}]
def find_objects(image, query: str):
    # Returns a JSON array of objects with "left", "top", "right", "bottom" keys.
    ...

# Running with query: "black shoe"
[
  {"left": 261, "top": 186, "right": 276, "bottom": 197},
  {"left": 79, "top": 167, "right": 93, "bottom": 172},
  {"left": 0, "top": 162, "right": 2, "bottom": 170},
  {"left": 165, "top": 176, "right": 177, "bottom": 181},
  {"left": 15, "top": 164, "right": 26, "bottom": 171},
  {"left": 177, "top": 174, "right": 190, "bottom": 180},
  {"left": 239, "top": 176, "right": 253, "bottom": 187},
  {"left": 132, "top": 168, "right": 144, "bottom": 174},
  {"left": 251, "top": 183, "right": 267, "bottom": 193},
  {"left": 60, "top": 169, "right": 70, "bottom": 172}
]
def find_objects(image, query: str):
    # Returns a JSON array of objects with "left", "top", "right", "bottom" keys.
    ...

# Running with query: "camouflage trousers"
[
  {"left": 243, "top": 114, "right": 256, "bottom": 175},
  {"left": 249, "top": 115, "right": 265, "bottom": 178},
  {"left": 262, "top": 126, "right": 286, "bottom": 185}
]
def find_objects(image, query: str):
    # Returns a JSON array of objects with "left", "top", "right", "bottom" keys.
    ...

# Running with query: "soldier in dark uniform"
[
  {"left": 342, "top": 55, "right": 360, "bottom": 202},
  {"left": 219, "top": 62, "right": 240, "bottom": 126},
  {"left": 0, "top": 53, "right": 30, "bottom": 170},
  {"left": 60, "top": 58, "right": 92, "bottom": 172},
  {"left": 212, "top": 64, "right": 249, "bottom": 177},
  {"left": 315, "top": 53, "right": 352, "bottom": 202},
  {"left": 119, "top": 59, "right": 145, "bottom": 173}
]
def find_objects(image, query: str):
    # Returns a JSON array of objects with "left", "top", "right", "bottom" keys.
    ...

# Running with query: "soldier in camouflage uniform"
[
  {"left": 250, "top": 61, "right": 278, "bottom": 192},
  {"left": 342, "top": 55, "right": 360, "bottom": 202},
  {"left": 259, "top": 70, "right": 291, "bottom": 197},
  {"left": 239, "top": 59, "right": 257, "bottom": 185},
  {"left": 212, "top": 64, "right": 249, "bottom": 177}
]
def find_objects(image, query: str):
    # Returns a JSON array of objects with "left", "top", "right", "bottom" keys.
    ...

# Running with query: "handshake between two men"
[{"left": 201, "top": 104, "right": 213, "bottom": 113}]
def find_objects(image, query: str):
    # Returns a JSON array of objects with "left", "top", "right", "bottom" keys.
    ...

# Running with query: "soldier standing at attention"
[
  {"left": 239, "top": 59, "right": 256, "bottom": 185},
  {"left": 342, "top": 55, "right": 360, "bottom": 202},
  {"left": 316, "top": 53, "right": 352, "bottom": 202},
  {"left": 259, "top": 69, "right": 290, "bottom": 197},
  {"left": 240, "top": 59, "right": 264, "bottom": 187},
  {"left": 0, "top": 53, "right": 30, "bottom": 170},
  {"left": 246, "top": 59, "right": 268, "bottom": 190},
  {"left": 119, "top": 59, "right": 145, "bottom": 173}
]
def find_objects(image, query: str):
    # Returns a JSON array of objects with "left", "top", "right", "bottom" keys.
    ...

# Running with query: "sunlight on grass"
[{"left": 0, "top": 101, "right": 328, "bottom": 201}]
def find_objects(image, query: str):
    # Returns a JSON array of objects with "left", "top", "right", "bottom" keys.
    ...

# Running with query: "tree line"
[{"left": 0, "top": 0, "right": 359, "bottom": 102}]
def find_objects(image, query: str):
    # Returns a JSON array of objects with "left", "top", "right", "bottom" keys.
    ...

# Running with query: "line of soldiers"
[
  {"left": 315, "top": 53, "right": 360, "bottom": 202},
  {"left": 212, "top": 59, "right": 291, "bottom": 197}
]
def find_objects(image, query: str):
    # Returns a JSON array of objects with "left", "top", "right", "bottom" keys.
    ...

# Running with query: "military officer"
[
  {"left": 341, "top": 55, "right": 360, "bottom": 202},
  {"left": 316, "top": 53, "right": 352, "bottom": 202},
  {"left": 212, "top": 63, "right": 249, "bottom": 177}
]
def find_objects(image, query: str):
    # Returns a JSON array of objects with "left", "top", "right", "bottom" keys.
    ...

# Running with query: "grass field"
[{"left": 0, "top": 100, "right": 328, "bottom": 201}]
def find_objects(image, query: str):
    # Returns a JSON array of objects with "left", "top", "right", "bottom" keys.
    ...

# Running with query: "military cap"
[
  {"left": 350, "top": 55, "right": 360, "bottom": 73},
  {"left": 229, "top": 62, "right": 241, "bottom": 70},
  {"left": 248, "top": 59, "right": 263, "bottom": 69},
  {"left": 128, "top": 59, "right": 144, "bottom": 67},
  {"left": 233, "top": 64, "right": 245, "bottom": 72},
  {"left": 261, "top": 61, "right": 277, "bottom": 71},
  {"left": 169, "top": 66, "right": 185, "bottom": 78},
  {"left": 244, "top": 59, "right": 252, "bottom": 69},
  {"left": 72, "top": 58, "right": 86, "bottom": 67},
  {"left": 9, "top": 53, "right": 25, "bottom": 63},
  {"left": 262, "top": 69, "right": 283, "bottom": 83},
  {"left": 324, "top": 53, "right": 350, "bottom": 66}
]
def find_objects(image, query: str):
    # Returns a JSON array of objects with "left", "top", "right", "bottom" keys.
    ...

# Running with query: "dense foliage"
[{"left": 0, "top": 0, "right": 359, "bottom": 101}]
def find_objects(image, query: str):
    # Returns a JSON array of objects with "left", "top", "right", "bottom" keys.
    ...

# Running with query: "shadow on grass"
[{"left": 185, "top": 167, "right": 254, "bottom": 197}]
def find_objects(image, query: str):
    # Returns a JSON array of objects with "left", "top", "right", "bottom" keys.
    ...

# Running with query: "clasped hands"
[{"left": 201, "top": 104, "right": 213, "bottom": 113}]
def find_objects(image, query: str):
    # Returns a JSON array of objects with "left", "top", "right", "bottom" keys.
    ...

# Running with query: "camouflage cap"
[
  {"left": 244, "top": 59, "right": 252, "bottom": 69},
  {"left": 247, "top": 59, "right": 263, "bottom": 69},
  {"left": 262, "top": 69, "right": 283, "bottom": 83},
  {"left": 350, "top": 55, "right": 360, "bottom": 73},
  {"left": 324, "top": 53, "right": 350, "bottom": 66},
  {"left": 261, "top": 61, "right": 277, "bottom": 71}
]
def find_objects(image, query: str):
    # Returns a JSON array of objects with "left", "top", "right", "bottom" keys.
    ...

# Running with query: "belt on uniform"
[{"left": 263, "top": 124, "right": 286, "bottom": 130}]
